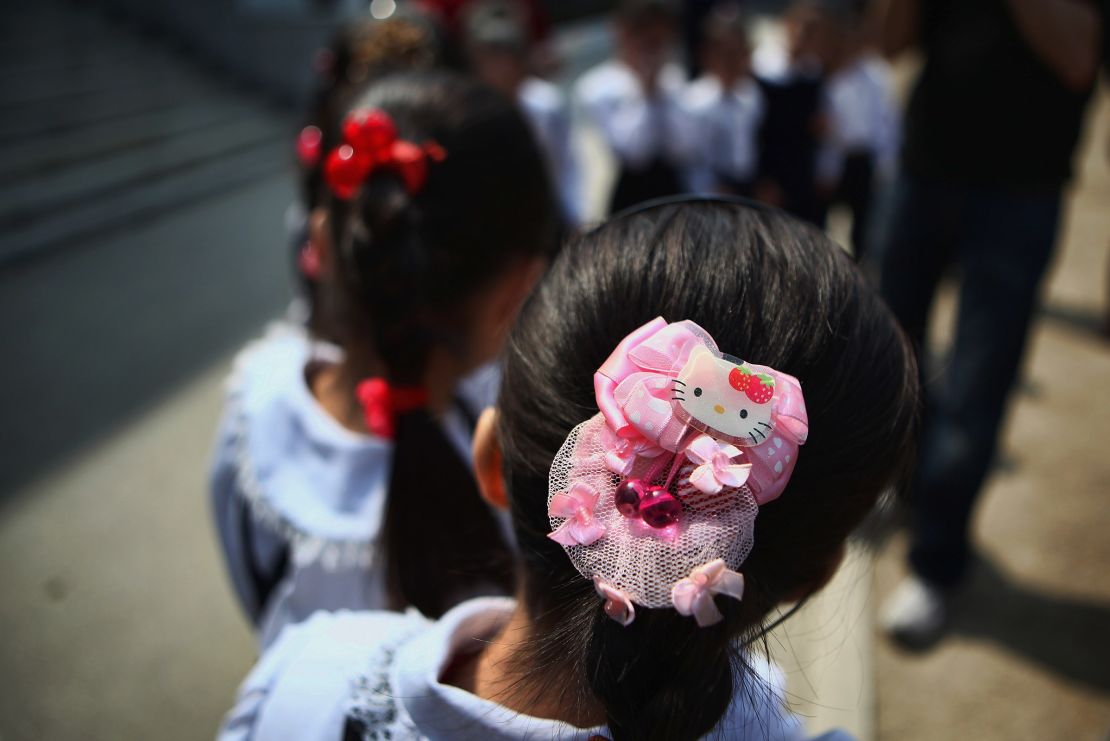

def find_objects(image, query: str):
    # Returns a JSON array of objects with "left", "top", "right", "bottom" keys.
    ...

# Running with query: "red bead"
[
  {"left": 390, "top": 140, "right": 428, "bottom": 193},
  {"left": 324, "top": 144, "right": 366, "bottom": 200},
  {"left": 615, "top": 479, "right": 645, "bottom": 517},
  {"left": 343, "top": 108, "right": 397, "bottom": 156},
  {"left": 296, "top": 125, "right": 322, "bottom": 167},
  {"left": 640, "top": 486, "right": 682, "bottom": 529}
]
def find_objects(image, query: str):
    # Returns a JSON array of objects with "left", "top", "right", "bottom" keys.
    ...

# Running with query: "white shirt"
[
  {"left": 218, "top": 597, "right": 857, "bottom": 741},
  {"left": 575, "top": 59, "right": 697, "bottom": 171},
  {"left": 818, "top": 55, "right": 901, "bottom": 183},
  {"left": 683, "top": 75, "right": 766, "bottom": 191},
  {"left": 209, "top": 324, "right": 504, "bottom": 648},
  {"left": 518, "top": 76, "right": 582, "bottom": 226}
]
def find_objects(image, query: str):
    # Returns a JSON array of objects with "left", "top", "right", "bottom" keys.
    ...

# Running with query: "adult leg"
[
  {"left": 908, "top": 187, "right": 1062, "bottom": 586},
  {"left": 874, "top": 174, "right": 959, "bottom": 355}
]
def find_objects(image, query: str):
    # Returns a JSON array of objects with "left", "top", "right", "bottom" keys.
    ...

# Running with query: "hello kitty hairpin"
[{"left": 547, "top": 318, "right": 808, "bottom": 627}]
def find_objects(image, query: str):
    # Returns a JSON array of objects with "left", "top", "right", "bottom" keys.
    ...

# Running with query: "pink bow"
[
  {"left": 671, "top": 559, "right": 746, "bottom": 627},
  {"left": 600, "top": 423, "right": 664, "bottom": 476},
  {"left": 684, "top": 435, "right": 752, "bottom": 494},
  {"left": 594, "top": 318, "right": 707, "bottom": 446},
  {"left": 594, "top": 576, "right": 636, "bottom": 626},
  {"left": 548, "top": 483, "right": 606, "bottom": 547}
]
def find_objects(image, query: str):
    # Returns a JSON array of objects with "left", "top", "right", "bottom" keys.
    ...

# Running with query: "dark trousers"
[{"left": 874, "top": 174, "right": 1061, "bottom": 587}]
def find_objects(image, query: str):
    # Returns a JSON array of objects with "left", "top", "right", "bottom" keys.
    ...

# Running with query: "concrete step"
[
  {"left": 0, "top": 77, "right": 225, "bottom": 141},
  {"left": 0, "top": 116, "right": 287, "bottom": 226},
  {"left": 0, "top": 51, "right": 194, "bottom": 107},
  {"left": 0, "top": 99, "right": 262, "bottom": 181},
  {"left": 0, "top": 46, "right": 157, "bottom": 85},
  {"left": 0, "top": 11, "right": 139, "bottom": 58},
  {"left": 0, "top": 137, "right": 289, "bottom": 264}
]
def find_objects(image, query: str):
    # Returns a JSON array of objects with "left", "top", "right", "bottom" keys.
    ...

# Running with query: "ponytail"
[
  {"left": 381, "top": 408, "right": 514, "bottom": 616},
  {"left": 340, "top": 170, "right": 516, "bottom": 618},
  {"left": 326, "top": 72, "right": 556, "bottom": 616},
  {"left": 586, "top": 611, "right": 734, "bottom": 740}
]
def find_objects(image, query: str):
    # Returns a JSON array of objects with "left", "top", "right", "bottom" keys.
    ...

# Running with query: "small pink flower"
[
  {"left": 547, "top": 483, "right": 606, "bottom": 546},
  {"left": 671, "top": 559, "right": 746, "bottom": 627},
  {"left": 600, "top": 423, "right": 664, "bottom": 476},
  {"left": 594, "top": 576, "right": 636, "bottom": 626},
  {"left": 685, "top": 434, "right": 752, "bottom": 494}
]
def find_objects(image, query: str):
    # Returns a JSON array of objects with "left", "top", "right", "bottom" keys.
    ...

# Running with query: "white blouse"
[
  {"left": 575, "top": 59, "right": 698, "bottom": 172},
  {"left": 683, "top": 75, "right": 767, "bottom": 191},
  {"left": 209, "top": 324, "right": 504, "bottom": 648},
  {"left": 818, "top": 55, "right": 901, "bottom": 184},
  {"left": 218, "top": 597, "right": 856, "bottom": 741},
  {"left": 518, "top": 76, "right": 582, "bottom": 226}
]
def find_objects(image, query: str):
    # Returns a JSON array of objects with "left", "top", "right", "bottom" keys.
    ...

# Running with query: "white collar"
[
  {"left": 387, "top": 598, "right": 817, "bottom": 741},
  {"left": 393, "top": 598, "right": 607, "bottom": 741},
  {"left": 229, "top": 328, "right": 391, "bottom": 545}
]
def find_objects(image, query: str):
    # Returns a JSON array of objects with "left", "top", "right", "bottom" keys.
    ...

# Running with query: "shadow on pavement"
[
  {"left": 1039, "top": 301, "right": 1109, "bottom": 341},
  {"left": 949, "top": 554, "right": 1110, "bottom": 694}
]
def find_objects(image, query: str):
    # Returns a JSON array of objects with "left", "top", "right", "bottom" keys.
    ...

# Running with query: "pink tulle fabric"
[{"left": 548, "top": 317, "right": 811, "bottom": 624}]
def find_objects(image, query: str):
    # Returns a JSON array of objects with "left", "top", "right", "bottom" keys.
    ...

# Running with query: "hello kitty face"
[{"left": 673, "top": 347, "right": 775, "bottom": 446}]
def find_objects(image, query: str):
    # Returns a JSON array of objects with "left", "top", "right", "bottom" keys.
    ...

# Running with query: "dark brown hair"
[
  {"left": 327, "top": 71, "right": 557, "bottom": 617},
  {"left": 497, "top": 201, "right": 918, "bottom": 739}
]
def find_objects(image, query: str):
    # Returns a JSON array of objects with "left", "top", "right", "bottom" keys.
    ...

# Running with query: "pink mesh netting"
[{"left": 548, "top": 414, "right": 759, "bottom": 609}]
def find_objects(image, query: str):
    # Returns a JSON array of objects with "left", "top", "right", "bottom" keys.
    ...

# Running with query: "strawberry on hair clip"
[{"left": 323, "top": 108, "right": 446, "bottom": 200}]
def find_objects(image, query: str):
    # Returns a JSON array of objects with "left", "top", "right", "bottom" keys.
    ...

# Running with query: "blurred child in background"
[
  {"left": 464, "top": 0, "right": 581, "bottom": 226},
  {"left": 816, "top": 4, "right": 899, "bottom": 261},
  {"left": 683, "top": 3, "right": 764, "bottom": 197},
  {"left": 752, "top": 0, "right": 834, "bottom": 226},
  {"left": 576, "top": 0, "right": 696, "bottom": 213},
  {"left": 209, "top": 70, "right": 557, "bottom": 648}
]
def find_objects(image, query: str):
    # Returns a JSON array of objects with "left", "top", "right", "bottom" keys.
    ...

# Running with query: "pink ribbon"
[
  {"left": 548, "top": 483, "right": 606, "bottom": 547},
  {"left": 595, "top": 318, "right": 711, "bottom": 452},
  {"left": 741, "top": 369, "right": 808, "bottom": 505},
  {"left": 594, "top": 576, "right": 636, "bottom": 626},
  {"left": 671, "top": 559, "right": 746, "bottom": 627},
  {"left": 594, "top": 317, "right": 668, "bottom": 436},
  {"left": 684, "top": 435, "right": 752, "bottom": 494}
]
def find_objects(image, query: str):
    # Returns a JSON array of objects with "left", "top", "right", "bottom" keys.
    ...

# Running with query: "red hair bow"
[
  {"left": 323, "top": 109, "right": 446, "bottom": 200},
  {"left": 356, "top": 378, "right": 429, "bottom": 439}
]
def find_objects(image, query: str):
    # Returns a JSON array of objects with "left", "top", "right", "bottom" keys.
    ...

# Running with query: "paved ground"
[
  {"left": 0, "top": 3, "right": 292, "bottom": 738},
  {"left": 1, "top": 3, "right": 1108, "bottom": 740}
]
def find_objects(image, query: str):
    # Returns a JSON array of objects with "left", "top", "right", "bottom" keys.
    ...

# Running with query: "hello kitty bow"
[
  {"left": 547, "top": 317, "right": 810, "bottom": 629},
  {"left": 323, "top": 108, "right": 446, "bottom": 200},
  {"left": 594, "top": 317, "right": 808, "bottom": 505}
]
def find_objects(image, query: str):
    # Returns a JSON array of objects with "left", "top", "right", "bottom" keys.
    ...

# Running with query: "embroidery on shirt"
[{"left": 345, "top": 628, "right": 423, "bottom": 740}]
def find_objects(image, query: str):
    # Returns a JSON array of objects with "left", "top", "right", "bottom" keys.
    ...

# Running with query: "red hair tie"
[
  {"left": 323, "top": 108, "right": 446, "bottom": 200},
  {"left": 356, "top": 378, "right": 429, "bottom": 439}
]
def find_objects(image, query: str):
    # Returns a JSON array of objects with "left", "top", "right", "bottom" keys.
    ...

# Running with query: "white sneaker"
[{"left": 880, "top": 575, "right": 948, "bottom": 647}]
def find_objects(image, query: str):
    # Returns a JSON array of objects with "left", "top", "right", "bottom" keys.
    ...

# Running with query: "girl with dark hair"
[
  {"left": 218, "top": 200, "right": 918, "bottom": 740},
  {"left": 209, "top": 71, "right": 557, "bottom": 648},
  {"left": 291, "top": 8, "right": 448, "bottom": 339}
]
